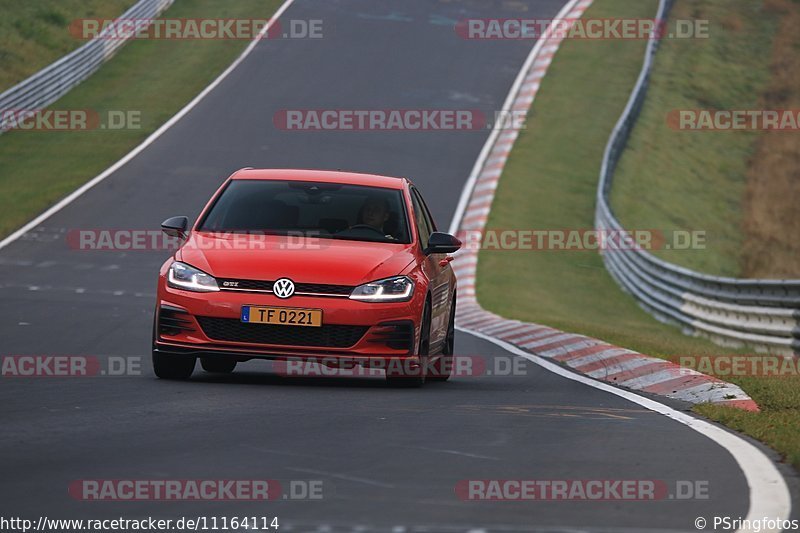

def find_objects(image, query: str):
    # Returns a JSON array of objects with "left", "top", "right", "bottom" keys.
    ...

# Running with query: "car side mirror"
[
  {"left": 161, "top": 216, "right": 189, "bottom": 239},
  {"left": 425, "top": 232, "right": 461, "bottom": 255}
]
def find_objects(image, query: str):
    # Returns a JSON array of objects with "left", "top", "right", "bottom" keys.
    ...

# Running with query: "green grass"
[
  {"left": 0, "top": 0, "right": 281, "bottom": 238},
  {"left": 477, "top": 0, "right": 800, "bottom": 470},
  {"left": 696, "top": 375, "right": 800, "bottom": 469},
  {"left": 610, "top": 0, "right": 780, "bottom": 277},
  {"left": 0, "top": 0, "right": 138, "bottom": 92}
]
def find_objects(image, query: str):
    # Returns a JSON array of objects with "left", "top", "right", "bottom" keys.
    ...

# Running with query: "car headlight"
[
  {"left": 167, "top": 261, "right": 219, "bottom": 292},
  {"left": 349, "top": 276, "right": 414, "bottom": 302}
]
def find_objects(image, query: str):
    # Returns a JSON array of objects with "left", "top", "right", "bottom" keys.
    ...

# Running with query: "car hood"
[{"left": 177, "top": 232, "right": 417, "bottom": 286}]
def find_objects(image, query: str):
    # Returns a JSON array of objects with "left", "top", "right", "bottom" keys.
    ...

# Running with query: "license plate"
[{"left": 241, "top": 306, "right": 322, "bottom": 327}]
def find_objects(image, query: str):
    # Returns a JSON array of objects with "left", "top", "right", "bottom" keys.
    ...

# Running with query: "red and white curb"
[{"left": 449, "top": 0, "right": 758, "bottom": 411}]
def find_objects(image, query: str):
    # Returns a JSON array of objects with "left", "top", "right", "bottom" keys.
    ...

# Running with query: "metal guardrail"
[
  {"left": 595, "top": 0, "right": 800, "bottom": 355},
  {"left": 0, "top": 0, "right": 174, "bottom": 131}
]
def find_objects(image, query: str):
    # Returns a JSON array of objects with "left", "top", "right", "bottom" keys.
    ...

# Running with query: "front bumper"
[{"left": 154, "top": 280, "right": 423, "bottom": 362}]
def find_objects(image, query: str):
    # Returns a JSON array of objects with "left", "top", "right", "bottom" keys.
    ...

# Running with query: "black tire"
[
  {"left": 152, "top": 351, "right": 196, "bottom": 380},
  {"left": 201, "top": 357, "right": 237, "bottom": 374},
  {"left": 429, "top": 295, "right": 456, "bottom": 382},
  {"left": 386, "top": 301, "right": 431, "bottom": 388}
]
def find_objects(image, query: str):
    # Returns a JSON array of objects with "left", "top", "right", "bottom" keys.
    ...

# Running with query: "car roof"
[{"left": 229, "top": 168, "right": 407, "bottom": 190}]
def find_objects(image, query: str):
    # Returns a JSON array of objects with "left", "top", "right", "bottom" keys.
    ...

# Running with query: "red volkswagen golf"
[{"left": 153, "top": 169, "right": 461, "bottom": 385}]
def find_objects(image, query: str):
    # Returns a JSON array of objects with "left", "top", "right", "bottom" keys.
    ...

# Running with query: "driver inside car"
[
  {"left": 359, "top": 195, "right": 391, "bottom": 232},
  {"left": 333, "top": 195, "right": 397, "bottom": 240}
]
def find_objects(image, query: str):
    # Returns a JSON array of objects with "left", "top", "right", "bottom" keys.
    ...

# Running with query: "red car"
[{"left": 153, "top": 169, "right": 461, "bottom": 385}]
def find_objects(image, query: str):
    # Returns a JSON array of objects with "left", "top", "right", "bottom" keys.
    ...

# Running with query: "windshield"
[{"left": 198, "top": 180, "right": 411, "bottom": 244}]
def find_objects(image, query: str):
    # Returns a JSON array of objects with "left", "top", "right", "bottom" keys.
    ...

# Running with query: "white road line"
[{"left": 0, "top": 0, "right": 299, "bottom": 252}]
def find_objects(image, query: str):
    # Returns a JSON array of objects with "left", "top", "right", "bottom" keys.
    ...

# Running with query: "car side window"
[
  {"left": 410, "top": 188, "right": 432, "bottom": 249},
  {"left": 414, "top": 188, "right": 437, "bottom": 233}
]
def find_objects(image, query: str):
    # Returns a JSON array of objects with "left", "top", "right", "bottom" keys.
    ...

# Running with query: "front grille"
[
  {"left": 197, "top": 317, "right": 368, "bottom": 348},
  {"left": 218, "top": 278, "right": 353, "bottom": 297},
  {"left": 295, "top": 282, "right": 353, "bottom": 295}
]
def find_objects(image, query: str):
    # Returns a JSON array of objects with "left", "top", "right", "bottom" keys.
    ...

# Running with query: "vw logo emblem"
[{"left": 273, "top": 278, "right": 295, "bottom": 299}]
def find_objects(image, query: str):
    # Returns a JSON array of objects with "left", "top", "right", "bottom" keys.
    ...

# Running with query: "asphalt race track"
[{"left": 0, "top": 1, "right": 782, "bottom": 531}]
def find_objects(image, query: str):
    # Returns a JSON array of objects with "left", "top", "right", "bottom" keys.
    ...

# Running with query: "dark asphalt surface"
[{"left": 0, "top": 0, "right": 766, "bottom": 531}]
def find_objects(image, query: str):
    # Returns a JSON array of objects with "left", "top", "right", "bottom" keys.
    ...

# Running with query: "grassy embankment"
[{"left": 0, "top": 0, "right": 137, "bottom": 91}]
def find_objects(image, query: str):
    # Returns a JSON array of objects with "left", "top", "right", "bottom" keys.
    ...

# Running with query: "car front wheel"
[{"left": 152, "top": 351, "right": 196, "bottom": 380}]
